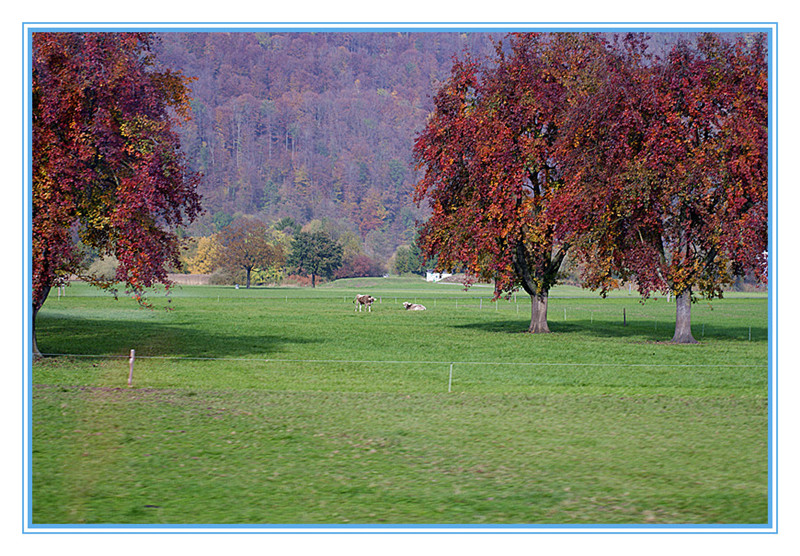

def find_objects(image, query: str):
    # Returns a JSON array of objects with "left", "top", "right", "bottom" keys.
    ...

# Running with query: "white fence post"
[
  {"left": 128, "top": 349, "right": 135, "bottom": 387},
  {"left": 448, "top": 363, "right": 453, "bottom": 393}
]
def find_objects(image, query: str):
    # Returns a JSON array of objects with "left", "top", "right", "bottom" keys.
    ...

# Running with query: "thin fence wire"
[
  {"left": 38, "top": 353, "right": 767, "bottom": 395},
  {"left": 39, "top": 352, "right": 767, "bottom": 369}
]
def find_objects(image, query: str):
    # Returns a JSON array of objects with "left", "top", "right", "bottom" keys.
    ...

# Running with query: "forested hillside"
[
  {"left": 154, "top": 32, "right": 501, "bottom": 262},
  {"left": 153, "top": 31, "right": 717, "bottom": 268}
]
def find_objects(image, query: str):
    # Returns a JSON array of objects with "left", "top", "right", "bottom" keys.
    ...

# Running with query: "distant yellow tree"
[
  {"left": 188, "top": 235, "right": 221, "bottom": 274},
  {"left": 268, "top": 228, "right": 293, "bottom": 256}
]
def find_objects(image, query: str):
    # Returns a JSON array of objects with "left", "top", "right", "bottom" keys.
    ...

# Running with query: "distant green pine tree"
[{"left": 287, "top": 231, "right": 343, "bottom": 287}]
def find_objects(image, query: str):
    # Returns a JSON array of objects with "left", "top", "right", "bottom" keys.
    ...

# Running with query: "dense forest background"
[{"left": 153, "top": 31, "right": 713, "bottom": 268}]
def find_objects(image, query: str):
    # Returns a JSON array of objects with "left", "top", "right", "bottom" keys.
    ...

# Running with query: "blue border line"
[
  {"left": 27, "top": 522, "right": 773, "bottom": 530},
  {"left": 22, "top": 21, "right": 778, "bottom": 535},
  {"left": 21, "top": 21, "right": 779, "bottom": 25},
  {"left": 24, "top": 23, "right": 33, "bottom": 533},
  {"left": 22, "top": 23, "right": 26, "bottom": 534},
  {"left": 22, "top": 22, "right": 776, "bottom": 34},
  {"left": 768, "top": 23, "right": 778, "bottom": 533}
]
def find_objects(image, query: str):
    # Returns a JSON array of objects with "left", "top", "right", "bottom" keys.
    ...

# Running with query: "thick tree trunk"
[
  {"left": 528, "top": 293, "right": 551, "bottom": 334},
  {"left": 512, "top": 239, "right": 564, "bottom": 335},
  {"left": 245, "top": 267, "right": 251, "bottom": 288},
  {"left": 311, "top": 273, "right": 316, "bottom": 288},
  {"left": 672, "top": 289, "right": 698, "bottom": 344}
]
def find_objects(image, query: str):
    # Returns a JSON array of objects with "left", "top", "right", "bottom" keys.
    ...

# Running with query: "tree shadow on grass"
[
  {"left": 453, "top": 319, "right": 769, "bottom": 343},
  {"left": 36, "top": 315, "right": 322, "bottom": 359}
]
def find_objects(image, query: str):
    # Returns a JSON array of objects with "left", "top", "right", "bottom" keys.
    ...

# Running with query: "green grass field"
[{"left": 31, "top": 278, "right": 769, "bottom": 526}]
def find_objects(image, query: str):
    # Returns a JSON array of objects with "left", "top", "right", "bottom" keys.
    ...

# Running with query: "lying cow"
[
  {"left": 403, "top": 302, "right": 427, "bottom": 311},
  {"left": 354, "top": 294, "right": 376, "bottom": 312}
]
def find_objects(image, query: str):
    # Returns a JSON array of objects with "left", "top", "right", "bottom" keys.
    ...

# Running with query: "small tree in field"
[
  {"left": 214, "top": 218, "right": 286, "bottom": 288},
  {"left": 32, "top": 32, "right": 201, "bottom": 357},
  {"left": 287, "top": 231, "right": 343, "bottom": 288}
]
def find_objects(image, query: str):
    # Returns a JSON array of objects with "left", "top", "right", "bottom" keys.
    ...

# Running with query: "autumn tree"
[
  {"left": 413, "top": 33, "right": 610, "bottom": 333},
  {"left": 32, "top": 32, "right": 201, "bottom": 357},
  {"left": 287, "top": 230, "right": 343, "bottom": 287},
  {"left": 214, "top": 218, "right": 286, "bottom": 288},
  {"left": 187, "top": 235, "right": 221, "bottom": 274},
  {"left": 555, "top": 33, "right": 768, "bottom": 343}
]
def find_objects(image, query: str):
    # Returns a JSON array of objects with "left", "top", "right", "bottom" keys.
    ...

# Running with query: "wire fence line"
[
  {"left": 39, "top": 352, "right": 766, "bottom": 393},
  {"left": 39, "top": 352, "right": 767, "bottom": 369}
]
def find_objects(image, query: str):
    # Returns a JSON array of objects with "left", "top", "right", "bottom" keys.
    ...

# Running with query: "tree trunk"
[
  {"left": 32, "top": 285, "right": 50, "bottom": 360},
  {"left": 672, "top": 289, "right": 698, "bottom": 344},
  {"left": 245, "top": 267, "right": 251, "bottom": 288},
  {"left": 311, "top": 273, "right": 316, "bottom": 288},
  {"left": 32, "top": 307, "right": 42, "bottom": 359},
  {"left": 528, "top": 293, "right": 551, "bottom": 333}
]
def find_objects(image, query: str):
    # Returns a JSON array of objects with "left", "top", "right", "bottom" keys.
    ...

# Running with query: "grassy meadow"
[{"left": 31, "top": 277, "right": 769, "bottom": 526}]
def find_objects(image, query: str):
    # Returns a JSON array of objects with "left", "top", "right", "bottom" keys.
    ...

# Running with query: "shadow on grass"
[
  {"left": 36, "top": 316, "right": 321, "bottom": 358},
  {"left": 454, "top": 319, "right": 769, "bottom": 342}
]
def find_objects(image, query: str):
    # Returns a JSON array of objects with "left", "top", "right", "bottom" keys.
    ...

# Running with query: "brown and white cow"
[
  {"left": 403, "top": 302, "right": 427, "bottom": 311},
  {"left": 354, "top": 294, "right": 376, "bottom": 312}
]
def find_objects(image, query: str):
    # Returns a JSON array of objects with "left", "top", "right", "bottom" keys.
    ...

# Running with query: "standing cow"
[{"left": 354, "top": 294, "right": 376, "bottom": 312}]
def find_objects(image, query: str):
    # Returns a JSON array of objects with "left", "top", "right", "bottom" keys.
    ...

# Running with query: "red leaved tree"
[
  {"left": 413, "top": 33, "right": 611, "bottom": 333},
  {"left": 555, "top": 33, "right": 768, "bottom": 343},
  {"left": 32, "top": 33, "right": 202, "bottom": 357}
]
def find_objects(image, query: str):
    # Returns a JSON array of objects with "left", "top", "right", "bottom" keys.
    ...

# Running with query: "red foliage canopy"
[
  {"left": 413, "top": 33, "right": 612, "bottom": 332},
  {"left": 554, "top": 33, "right": 768, "bottom": 300},
  {"left": 32, "top": 33, "right": 202, "bottom": 318}
]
